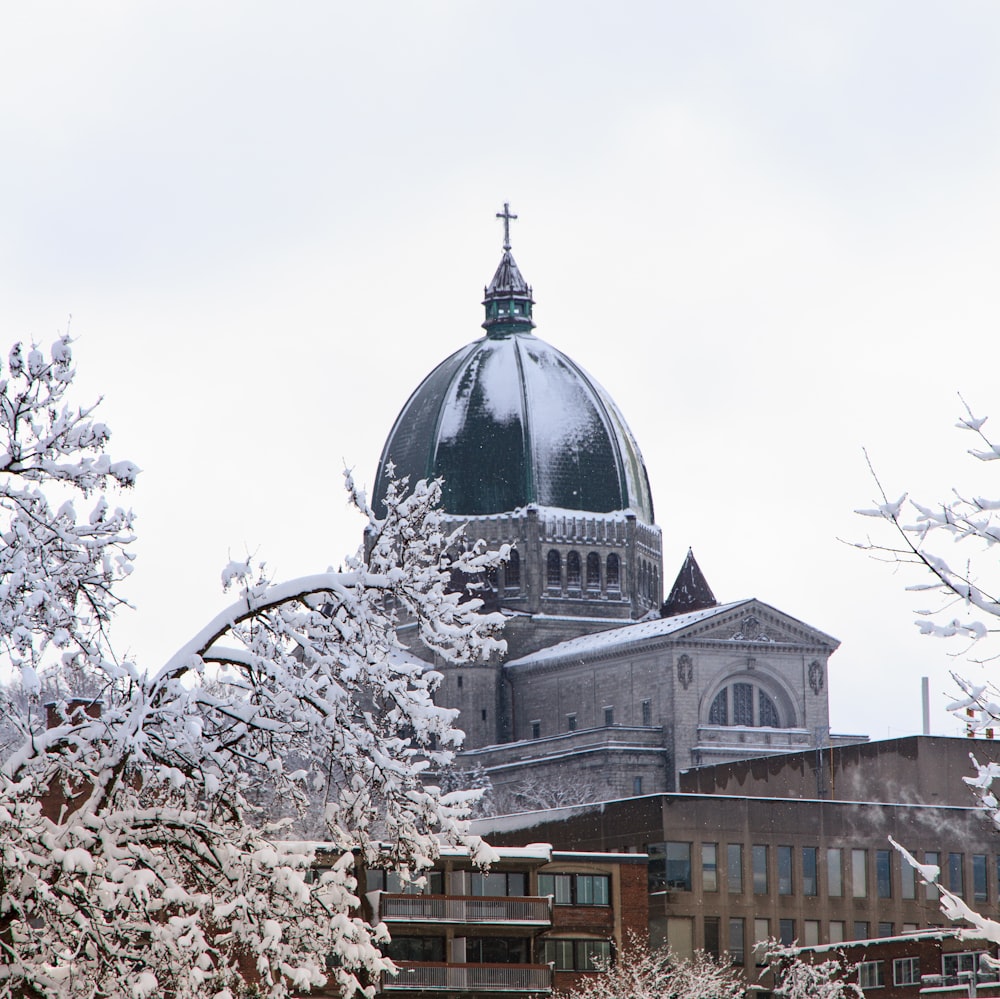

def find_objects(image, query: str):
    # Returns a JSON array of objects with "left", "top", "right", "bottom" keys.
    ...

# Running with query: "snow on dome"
[{"left": 374, "top": 329, "right": 655, "bottom": 521}]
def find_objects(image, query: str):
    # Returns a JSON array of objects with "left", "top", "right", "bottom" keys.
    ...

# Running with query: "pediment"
[{"left": 671, "top": 599, "right": 839, "bottom": 651}]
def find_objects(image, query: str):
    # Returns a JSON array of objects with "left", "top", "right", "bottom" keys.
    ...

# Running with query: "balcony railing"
[
  {"left": 375, "top": 894, "right": 551, "bottom": 926},
  {"left": 382, "top": 962, "right": 552, "bottom": 993}
]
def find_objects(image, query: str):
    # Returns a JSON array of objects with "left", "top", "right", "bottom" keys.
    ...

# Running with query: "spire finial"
[{"left": 496, "top": 201, "right": 517, "bottom": 251}]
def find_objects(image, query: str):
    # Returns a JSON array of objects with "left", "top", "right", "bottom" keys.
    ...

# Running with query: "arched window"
[
  {"left": 547, "top": 550, "right": 561, "bottom": 591},
  {"left": 759, "top": 689, "right": 780, "bottom": 728},
  {"left": 566, "top": 551, "right": 581, "bottom": 589},
  {"left": 709, "top": 689, "right": 728, "bottom": 725},
  {"left": 606, "top": 553, "right": 620, "bottom": 591},
  {"left": 707, "top": 681, "right": 788, "bottom": 728},
  {"left": 733, "top": 682, "right": 754, "bottom": 726},
  {"left": 505, "top": 548, "right": 520, "bottom": 593},
  {"left": 586, "top": 552, "right": 601, "bottom": 591}
]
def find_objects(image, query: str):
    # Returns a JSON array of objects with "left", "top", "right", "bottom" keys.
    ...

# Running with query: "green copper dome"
[{"left": 374, "top": 213, "right": 655, "bottom": 522}]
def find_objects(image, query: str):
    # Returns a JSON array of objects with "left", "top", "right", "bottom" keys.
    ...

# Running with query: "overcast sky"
[{"left": 3, "top": 2, "right": 1000, "bottom": 741}]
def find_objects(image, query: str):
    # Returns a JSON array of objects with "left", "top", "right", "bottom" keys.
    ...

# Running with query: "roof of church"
[
  {"left": 373, "top": 207, "right": 655, "bottom": 521},
  {"left": 506, "top": 597, "right": 840, "bottom": 669},
  {"left": 661, "top": 548, "right": 717, "bottom": 617}
]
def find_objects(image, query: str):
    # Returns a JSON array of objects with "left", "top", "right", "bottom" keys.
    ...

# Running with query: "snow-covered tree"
[
  {"left": 758, "top": 940, "right": 863, "bottom": 999},
  {"left": 0, "top": 337, "right": 506, "bottom": 999},
  {"left": 856, "top": 400, "right": 1000, "bottom": 946},
  {"left": 563, "top": 932, "right": 743, "bottom": 999}
]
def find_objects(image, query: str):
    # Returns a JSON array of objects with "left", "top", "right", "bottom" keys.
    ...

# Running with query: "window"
[
  {"left": 586, "top": 552, "right": 601, "bottom": 591},
  {"left": 547, "top": 550, "right": 561, "bottom": 590},
  {"left": 728, "top": 917, "right": 745, "bottom": 965},
  {"left": 925, "top": 851, "right": 941, "bottom": 899},
  {"left": 853, "top": 921, "right": 869, "bottom": 941},
  {"left": 779, "top": 919, "right": 795, "bottom": 946},
  {"left": 753, "top": 919, "right": 769, "bottom": 965},
  {"left": 702, "top": 844, "right": 718, "bottom": 892},
  {"left": 632, "top": 777, "right": 642, "bottom": 795},
  {"left": 733, "top": 683, "right": 754, "bottom": 725},
  {"left": 901, "top": 850, "right": 916, "bottom": 899},
  {"left": 948, "top": 853, "right": 965, "bottom": 897},
  {"left": 466, "top": 938, "right": 528, "bottom": 963},
  {"left": 944, "top": 952, "right": 984, "bottom": 982},
  {"left": 505, "top": 549, "right": 520, "bottom": 592},
  {"left": 543, "top": 939, "right": 612, "bottom": 972},
  {"left": 538, "top": 873, "right": 609, "bottom": 906},
  {"left": 642, "top": 699, "right": 652, "bottom": 726},
  {"left": 704, "top": 916, "right": 720, "bottom": 958},
  {"left": 603, "top": 706, "right": 614, "bottom": 727},
  {"left": 753, "top": 845, "right": 768, "bottom": 895},
  {"left": 859, "top": 961, "right": 885, "bottom": 989},
  {"left": 876, "top": 849, "right": 892, "bottom": 898},
  {"left": 851, "top": 849, "right": 867, "bottom": 898},
  {"left": 666, "top": 842, "right": 692, "bottom": 890},
  {"left": 457, "top": 675, "right": 463, "bottom": 688},
  {"left": 803, "top": 921, "right": 820, "bottom": 946},
  {"left": 878, "top": 922, "right": 893, "bottom": 938},
  {"left": 727, "top": 844, "right": 743, "bottom": 893},
  {"left": 708, "top": 682, "right": 784, "bottom": 727},
  {"left": 567, "top": 551, "right": 581, "bottom": 589},
  {"left": 606, "top": 554, "right": 620, "bottom": 591},
  {"left": 802, "top": 847, "right": 817, "bottom": 896},
  {"left": 777, "top": 846, "right": 793, "bottom": 895},
  {"left": 471, "top": 871, "right": 527, "bottom": 897},
  {"left": 368, "top": 870, "right": 443, "bottom": 895},
  {"left": 974, "top": 854, "right": 988, "bottom": 903},
  {"left": 709, "top": 689, "right": 728, "bottom": 725},
  {"left": 567, "top": 713, "right": 577, "bottom": 732},
  {"left": 827, "top": 848, "right": 843, "bottom": 897},
  {"left": 758, "top": 689, "right": 780, "bottom": 727},
  {"left": 829, "top": 921, "right": 845, "bottom": 944},
  {"left": 894, "top": 958, "right": 921, "bottom": 987},
  {"left": 387, "top": 936, "right": 445, "bottom": 962},
  {"left": 530, "top": 720, "right": 541, "bottom": 740}
]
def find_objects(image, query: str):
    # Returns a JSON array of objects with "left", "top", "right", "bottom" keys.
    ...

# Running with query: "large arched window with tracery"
[
  {"left": 606, "top": 554, "right": 620, "bottom": 592},
  {"left": 708, "top": 681, "right": 785, "bottom": 729},
  {"left": 586, "top": 552, "right": 601, "bottom": 591},
  {"left": 566, "top": 551, "right": 581, "bottom": 589}
]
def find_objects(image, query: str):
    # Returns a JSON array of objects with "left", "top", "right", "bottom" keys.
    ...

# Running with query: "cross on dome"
[{"left": 496, "top": 201, "right": 517, "bottom": 251}]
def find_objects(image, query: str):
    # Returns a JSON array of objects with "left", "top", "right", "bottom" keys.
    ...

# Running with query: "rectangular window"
[
  {"left": 925, "top": 851, "right": 941, "bottom": 900},
  {"left": 851, "top": 849, "right": 868, "bottom": 898},
  {"left": 575, "top": 875, "right": 610, "bottom": 906},
  {"left": 704, "top": 916, "right": 720, "bottom": 958},
  {"left": 530, "top": 720, "right": 541, "bottom": 740},
  {"left": 894, "top": 957, "right": 921, "bottom": 986},
  {"left": 566, "top": 713, "right": 577, "bottom": 732},
  {"left": 777, "top": 845, "right": 793, "bottom": 895},
  {"left": 667, "top": 917, "right": 694, "bottom": 961},
  {"left": 538, "top": 873, "right": 573, "bottom": 905},
  {"left": 802, "top": 847, "right": 818, "bottom": 897},
  {"left": 471, "top": 871, "right": 526, "bottom": 897},
  {"left": 876, "top": 849, "right": 892, "bottom": 899},
  {"left": 779, "top": 919, "right": 795, "bottom": 947},
  {"left": 901, "top": 850, "right": 916, "bottom": 899},
  {"left": 387, "top": 936, "right": 446, "bottom": 962},
  {"left": 853, "top": 921, "right": 869, "bottom": 941},
  {"left": 859, "top": 961, "right": 885, "bottom": 989},
  {"left": 728, "top": 844, "right": 743, "bottom": 893},
  {"left": 466, "top": 938, "right": 529, "bottom": 964},
  {"left": 603, "top": 706, "right": 614, "bottom": 727},
  {"left": 944, "top": 952, "right": 981, "bottom": 982},
  {"left": 632, "top": 777, "right": 643, "bottom": 795},
  {"left": 543, "top": 939, "right": 611, "bottom": 972},
  {"left": 666, "top": 842, "right": 692, "bottom": 891},
  {"left": 702, "top": 844, "right": 718, "bottom": 892},
  {"left": 728, "top": 917, "right": 745, "bottom": 966},
  {"left": 642, "top": 699, "right": 652, "bottom": 726},
  {"left": 804, "top": 920, "right": 820, "bottom": 947},
  {"left": 827, "top": 848, "right": 843, "bottom": 897},
  {"left": 948, "top": 853, "right": 965, "bottom": 897},
  {"left": 974, "top": 854, "right": 988, "bottom": 903},
  {"left": 829, "top": 921, "right": 845, "bottom": 944},
  {"left": 878, "top": 922, "right": 893, "bottom": 938},
  {"left": 753, "top": 845, "right": 769, "bottom": 895},
  {"left": 754, "top": 919, "right": 769, "bottom": 966}
]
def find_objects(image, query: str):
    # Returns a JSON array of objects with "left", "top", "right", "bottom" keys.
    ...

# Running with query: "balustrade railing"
[
  {"left": 383, "top": 962, "right": 551, "bottom": 992},
  {"left": 376, "top": 894, "right": 551, "bottom": 926}
]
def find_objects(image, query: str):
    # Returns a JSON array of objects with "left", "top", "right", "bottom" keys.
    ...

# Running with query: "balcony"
[
  {"left": 382, "top": 962, "right": 552, "bottom": 993},
  {"left": 374, "top": 894, "right": 551, "bottom": 927}
]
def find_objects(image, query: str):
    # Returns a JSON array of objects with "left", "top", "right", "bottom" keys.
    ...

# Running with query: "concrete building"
[{"left": 371, "top": 206, "right": 862, "bottom": 803}]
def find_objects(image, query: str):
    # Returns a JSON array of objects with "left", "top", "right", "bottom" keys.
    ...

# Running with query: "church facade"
[{"left": 373, "top": 206, "right": 862, "bottom": 806}]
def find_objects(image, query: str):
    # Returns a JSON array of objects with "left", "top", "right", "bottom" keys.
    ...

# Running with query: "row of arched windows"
[
  {"left": 638, "top": 559, "right": 659, "bottom": 605},
  {"left": 546, "top": 550, "right": 621, "bottom": 595},
  {"left": 708, "top": 682, "right": 782, "bottom": 728}
]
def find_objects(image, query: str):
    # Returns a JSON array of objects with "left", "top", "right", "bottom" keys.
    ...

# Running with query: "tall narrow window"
[
  {"left": 804, "top": 921, "right": 820, "bottom": 946},
  {"left": 753, "top": 845, "right": 768, "bottom": 895},
  {"left": 603, "top": 706, "right": 614, "bottom": 727},
  {"left": 948, "top": 853, "right": 964, "bottom": 897},
  {"left": 728, "top": 917, "right": 745, "bottom": 966},
  {"left": 606, "top": 553, "right": 620, "bottom": 592},
  {"left": 727, "top": 844, "right": 743, "bottom": 893},
  {"left": 925, "top": 852, "right": 940, "bottom": 900},
  {"left": 779, "top": 919, "right": 795, "bottom": 946},
  {"left": 733, "top": 683, "right": 754, "bottom": 725},
  {"left": 547, "top": 550, "right": 561, "bottom": 591},
  {"left": 586, "top": 552, "right": 600, "bottom": 591},
  {"left": 876, "top": 849, "right": 892, "bottom": 899},
  {"left": 851, "top": 849, "right": 867, "bottom": 898},
  {"left": 666, "top": 842, "right": 692, "bottom": 891},
  {"left": 802, "top": 847, "right": 818, "bottom": 896},
  {"left": 566, "top": 713, "right": 577, "bottom": 732},
  {"left": 530, "top": 720, "right": 541, "bottom": 740},
  {"left": 702, "top": 844, "right": 718, "bottom": 892},
  {"left": 901, "top": 850, "right": 916, "bottom": 899},
  {"left": 505, "top": 548, "right": 520, "bottom": 592},
  {"left": 709, "top": 689, "right": 728, "bottom": 726},
  {"left": 974, "top": 854, "right": 988, "bottom": 903},
  {"left": 829, "top": 921, "right": 845, "bottom": 944},
  {"left": 827, "top": 848, "right": 843, "bottom": 897},
  {"left": 777, "top": 846, "right": 793, "bottom": 895},
  {"left": 703, "top": 916, "right": 720, "bottom": 958},
  {"left": 758, "top": 690, "right": 780, "bottom": 727},
  {"left": 753, "top": 919, "right": 769, "bottom": 965},
  {"left": 642, "top": 699, "right": 652, "bottom": 726},
  {"left": 566, "top": 551, "right": 581, "bottom": 589}
]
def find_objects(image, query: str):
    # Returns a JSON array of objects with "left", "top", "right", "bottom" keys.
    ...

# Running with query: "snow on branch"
[{"left": 0, "top": 339, "right": 505, "bottom": 999}]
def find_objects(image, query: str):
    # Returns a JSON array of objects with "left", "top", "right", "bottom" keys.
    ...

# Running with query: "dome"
[{"left": 374, "top": 218, "right": 655, "bottom": 522}]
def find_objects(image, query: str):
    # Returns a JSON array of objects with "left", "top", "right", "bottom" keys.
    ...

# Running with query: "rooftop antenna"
[{"left": 921, "top": 676, "right": 930, "bottom": 736}]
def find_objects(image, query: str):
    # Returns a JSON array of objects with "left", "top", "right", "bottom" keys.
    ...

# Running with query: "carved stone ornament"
[
  {"left": 733, "top": 615, "right": 770, "bottom": 642},
  {"left": 677, "top": 653, "right": 693, "bottom": 690},
  {"left": 808, "top": 659, "right": 825, "bottom": 695}
]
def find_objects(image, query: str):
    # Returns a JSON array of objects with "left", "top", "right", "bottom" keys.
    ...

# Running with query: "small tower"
[{"left": 661, "top": 549, "right": 718, "bottom": 617}]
